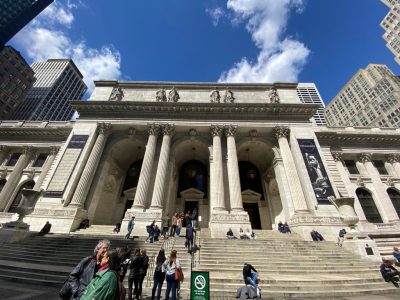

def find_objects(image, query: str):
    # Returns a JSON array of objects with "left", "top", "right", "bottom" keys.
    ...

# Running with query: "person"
[
  {"left": 128, "top": 248, "right": 143, "bottom": 300},
  {"left": 80, "top": 249, "right": 119, "bottom": 300},
  {"left": 79, "top": 218, "right": 90, "bottom": 230},
  {"left": 243, "top": 262, "right": 260, "bottom": 297},
  {"left": 281, "top": 222, "right": 291, "bottom": 233},
  {"left": 38, "top": 221, "right": 51, "bottom": 236},
  {"left": 186, "top": 223, "right": 195, "bottom": 253},
  {"left": 170, "top": 213, "right": 177, "bottom": 237},
  {"left": 191, "top": 207, "right": 198, "bottom": 229},
  {"left": 153, "top": 225, "right": 161, "bottom": 242},
  {"left": 137, "top": 248, "right": 149, "bottom": 300},
  {"left": 245, "top": 229, "right": 255, "bottom": 239},
  {"left": 239, "top": 228, "right": 247, "bottom": 239},
  {"left": 125, "top": 216, "right": 135, "bottom": 239},
  {"left": 380, "top": 259, "right": 400, "bottom": 287},
  {"left": 175, "top": 216, "right": 182, "bottom": 237},
  {"left": 116, "top": 246, "right": 131, "bottom": 283},
  {"left": 68, "top": 239, "right": 110, "bottom": 300},
  {"left": 152, "top": 249, "right": 166, "bottom": 300},
  {"left": 161, "top": 214, "right": 171, "bottom": 239},
  {"left": 226, "top": 228, "right": 237, "bottom": 239},
  {"left": 337, "top": 228, "right": 347, "bottom": 247},
  {"left": 113, "top": 223, "right": 121, "bottom": 234},
  {"left": 277, "top": 221, "right": 283, "bottom": 233},
  {"left": 146, "top": 220, "right": 156, "bottom": 243},
  {"left": 163, "top": 250, "right": 181, "bottom": 300},
  {"left": 393, "top": 247, "right": 400, "bottom": 264},
  {"left": 310, "top": 230, "right": 324, "bottom": 241}
]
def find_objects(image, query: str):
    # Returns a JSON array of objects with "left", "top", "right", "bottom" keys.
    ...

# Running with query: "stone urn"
[
  {"left": 328, "top": 196, "right": 359, "bottom": 231},
  {"left": 11, "top": 189, "right": 43, "bottom": 229}
]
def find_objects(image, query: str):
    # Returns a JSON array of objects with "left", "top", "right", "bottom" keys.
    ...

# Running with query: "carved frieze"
[
  {"left": 268, "top": 88, "right": 280, "bottom": 103},
  {"left": 109, "top": 87, "right": 124, "bottom": 101},
  {"left": 210, "top": 90, "right": 220, "bottom": 103},
  {"left": 168, "top": 87, "right": 180, "bottom": 102},
  {"left": 223, "top": 90, "right": 235, "bottom": 103},
  {"left": 290, "top": 216, "right": 342, "bottom": 225},
  {"left": 210, "top": 212, "right": 250, "bottom": 223},
  {"left": 273, "top": 126, "right": 289, "bottom": 140},
  {"left": 31, "top": 208, "right": 76, "bottom": 216},
  {"left": 156, "top": 89, "right": 167, "bottom": 102}
]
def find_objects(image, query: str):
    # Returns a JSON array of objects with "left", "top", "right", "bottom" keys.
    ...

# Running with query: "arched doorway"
[
  {"left": 121, "top": 159, "right": 142, "bottom": 216},
  {"left": 8, "top": 180, "right": 35, "bottom": 213},
  {"left": 387, "top": 188, "right": 400, "bottom": 218},
  {"left": 239, "top": 161, "right": 264, "bottom": 229},
  {"left": 356, "top": 188, "right": 383, "bottom": 223}
]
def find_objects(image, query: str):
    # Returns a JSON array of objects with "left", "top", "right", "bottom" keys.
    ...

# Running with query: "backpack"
[{"left": 146, "top": 225, "right": 153, "bottom": 234}]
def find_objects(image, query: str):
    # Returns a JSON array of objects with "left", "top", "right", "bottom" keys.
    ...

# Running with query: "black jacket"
[
  {"left": 69, "top": 256, "right": 97, "bottom": 300},
  {"left": 129, "top": 255, "right": 144, "bottom": 278},
  {"left": 243, "top": 263, "right": 257, "bottom": 278}
]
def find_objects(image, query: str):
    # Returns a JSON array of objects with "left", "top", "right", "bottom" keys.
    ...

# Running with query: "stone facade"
[{"left": 0, "top": 81, "right": 399, "bottom": 242}]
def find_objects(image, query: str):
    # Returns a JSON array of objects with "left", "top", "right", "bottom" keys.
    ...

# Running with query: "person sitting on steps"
[
  {"left": 243, "top": 262, "right": 261, "bottom": 297},
  {"left": 226, "top": 228, "right": 237, "bottom": 239},
  {"left": 310, "top": 229, "right": 324, "bottom": 241},
  {"left": 380, "top": 259, "right": 400, "bottom": 287}
]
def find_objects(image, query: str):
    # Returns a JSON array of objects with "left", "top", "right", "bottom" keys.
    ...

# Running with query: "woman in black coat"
[
  {"left": 127, "top": 248, "right": 143, "bottom": 300},
  {"left": 152, "top": 248, "right": 166, "bottom": 300}
]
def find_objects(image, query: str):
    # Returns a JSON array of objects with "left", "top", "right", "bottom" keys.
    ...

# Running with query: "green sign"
[{"left": 191, "top": 271, "right": 210, "bottom": 300}]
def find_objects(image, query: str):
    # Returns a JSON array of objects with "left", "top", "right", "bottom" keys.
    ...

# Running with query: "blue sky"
[{"left": 9, "top": 0, "right": 400, "bottom": 104}]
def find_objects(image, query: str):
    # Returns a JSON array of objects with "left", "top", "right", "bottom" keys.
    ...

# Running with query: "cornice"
[
  {"left": 72, "top": 101, "right": 319, "bottom": 122},
  {"left": 0, "top": 127, "right": 72, "bottom": 141},
  {"left": 315, "top": 131, "right": 400, "bottom": 147},
  {"left": 93, "top": 80, "right": 298, "bottom": 90}
]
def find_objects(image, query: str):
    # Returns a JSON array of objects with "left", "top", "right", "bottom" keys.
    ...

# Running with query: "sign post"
[{"left": 190, "top": 271, "right": 209, "bottom": 300}]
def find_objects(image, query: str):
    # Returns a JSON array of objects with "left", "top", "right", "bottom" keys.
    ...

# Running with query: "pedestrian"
[
  {"left": 80, "top": 249, "right": 119, "bottom": 300},
  {"left": 67, "top": 239, "right": 110, "bottom": 300},
  {"left": 175, "top": 216, "right": 182, "bottom": 237},
  {"left": 243, "top": 262, "right": 261, "bottom": 297},
  {"left": 162, "top": 214, "right": 171, "bottom": 239},
  {"left": 137, "top": 248, "right": 149, "bottom": 299},
  {"left": 163, "top": 250, "right": 181, "bottom": 300},
  {"left": 186, "top": 223, "right": 195, "bottom": 253},
  {"left": 127, "top": 248, "right": 143, "bottom": 300},
  {"left": 170, "top": 213, "right": 177, "bottom": 237},
  {"left": 152, "top": 249, "right": 166, "bottom": 300},
  {"left": 310, "top": 229, "right": 324, "bottom": 241},
  {"left": 125, "top": 216, "right": 135, "bottom": 239},
  {"left": 146, "top": 220, "right": 156, "bottom": 243},
  {"left": 336, "top": 228, "right": 346, "bottom": 247}
]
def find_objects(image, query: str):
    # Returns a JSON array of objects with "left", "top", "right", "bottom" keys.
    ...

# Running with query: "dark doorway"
[
  {"left": 184, "top": 201, "right": 198, "bottom": 227},
  {"left": 243, "top": 202, "right": 261, "bottom": 229}
]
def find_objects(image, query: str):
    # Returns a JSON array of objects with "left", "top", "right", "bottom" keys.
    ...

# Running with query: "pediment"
[
  {"left": 123, "top": 187, "right": 137, "bottom": 199},
  {"left": 241, "top": 189, "right": 262, "bottom": 201},
  {"left": 180, "top": 188, "right": 204, "bottom": 199}
]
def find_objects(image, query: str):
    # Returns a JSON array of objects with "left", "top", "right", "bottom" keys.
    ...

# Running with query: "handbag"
[
  {"left": 59, "top": 278, "right": 72, "bottom": 300},
  {"left": 175, "top": 267, "right": 184, "bottom": 282}
]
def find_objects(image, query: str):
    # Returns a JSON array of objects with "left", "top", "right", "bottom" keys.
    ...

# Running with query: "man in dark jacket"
[
  {"left": 69, "top": 239, "right": 110, "bottom": 299},
  {"left": 380, "top": 260, "right": 400, "bottom": 287},
  {"left": 243, "top": 262, "right": 260, "bottom": 297}
]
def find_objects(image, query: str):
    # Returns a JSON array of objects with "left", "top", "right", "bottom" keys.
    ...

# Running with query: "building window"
[
  {"left": 356, "top": 188, "right": 383, "bottom": 223},
  {"left": 6, "top": 153, "right": 21, "bottom": 167},
  {"left": 344, "top": 160, "right": 359, "bottom": 174},
  {"left": 387, "top": 188, "right": 400, "bottom": 218},
  {"left": 372, "top": 160, "right": 388, "bottom": 175},
  {"left": 33, "top": 153, "right": 48, "bottom": 168}
]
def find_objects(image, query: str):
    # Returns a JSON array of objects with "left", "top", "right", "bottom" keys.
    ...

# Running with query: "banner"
[{"left": 298, "top": 139, "right": 334, "bottom": 204}]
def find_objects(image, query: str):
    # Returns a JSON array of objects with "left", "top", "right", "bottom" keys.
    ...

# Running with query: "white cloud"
[
  {"left": 11, "top": 0, "right": 121, "bottom": 93},
  {"left": 218, "top": 0, "right": 310, "bottom": 83},
  {"left": 206, "top": 7, "right": 225, "bottom": 27}
]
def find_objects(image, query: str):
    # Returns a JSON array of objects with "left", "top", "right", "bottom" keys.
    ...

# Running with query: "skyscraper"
[
  {"left": 325, "top": 64, "right": 400, "bottom": 128},
  {"left": 11, "top": 59, "right": 87, "bottom": 121},
  {"left": 0, "top": 45, "right": 35, "bottom": 119},
  {"left": 296, "top": 83, "right": 327, "bottom": 125},
  {"left": 0, "top": 0, "right": 54, "bottom": 50},
  {"left": 380, "top": 0, "right": 400, "bottom": 64}
]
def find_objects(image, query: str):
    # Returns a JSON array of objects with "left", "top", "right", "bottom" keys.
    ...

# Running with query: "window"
[
  {"left": 6, "top": 153, "right": 21, "bottom": 167},
  {"left": 387, "top": 188, "right": 400, "bottom": 218},
  {"left": 344, "top": 160, "right": 359, "bottom": 174},
  {"left": 356, "top": 188, "right": 383, "bottom": 223},
  {"left": 372, "top": 160, "right": 388, "bottom": 175},
  {"left": 33, "top": 153, "right": 48, "bottom": 168}
]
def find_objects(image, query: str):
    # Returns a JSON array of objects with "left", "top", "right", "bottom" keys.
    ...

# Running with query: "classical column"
[
  {"left": 33, "top": 146, "right": 59, "bottom": 191},
  {"left": 387, "top": 154, "right": 400, "bottom": 177},
  {"left": 225, "top": 125, "right": 243, "bottom": 211},
  {"left": 132, "top": 124, "right": 160, "bottom": 209},
  {"left": 273, "top": 126, "right": 309, "bottom": 213},
  {"left": 150, "top": 124, "right": 174, "bottom": 209},
  {"left": 0, "top": 146, "right": 33, "bottom": 211},
  {"left": 210, "top": 125, "right": 225, "bottom": 211},
  {"left": 69, "top": 123, "right": 112, "bottom": 207},
  {"left": 359, "top": 153, "right": 399, "bottom": 222}
]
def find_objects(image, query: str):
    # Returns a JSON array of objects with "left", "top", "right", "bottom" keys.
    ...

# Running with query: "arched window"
[
  {"left": 177, "top": 160, "right": 207, "bottom": 197},
  {"left": 239, "top": 161, "right": 264, "bottom": 200},
  {"left": 387, "top": 188, "right": 400, "bottom": 218},
  {"left": 8, "top": 180, "right": 35, "bottom": 213},
  {"left": 121, "top": 159, "right": 143, "bottom": 196},
  {"left": 356, "top": 188, "right": 383, "bottom": 223}
]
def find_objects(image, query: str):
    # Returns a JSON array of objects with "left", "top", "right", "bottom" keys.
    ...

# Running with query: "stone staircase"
[
  {"left": 369, "top": 232, "right": 400, "bottom": 261},
  {"left": 193, "top": 231, "right": 399, "bottom": 298}
]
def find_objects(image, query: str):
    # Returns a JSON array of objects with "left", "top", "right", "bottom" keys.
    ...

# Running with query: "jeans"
[
  {"left": 246, "top": 272, "right": 258, "bottom": 290},
  {"left": 152, "top": 278, "right": 164, "bottom": 300},
  {"left": 165, "top": 273, "right": 177, "bottom": 300},
  {"left": 126, "top": 227, "right": 133, "bottom": 239}
]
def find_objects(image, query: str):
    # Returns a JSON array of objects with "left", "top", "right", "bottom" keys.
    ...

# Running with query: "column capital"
[
  {"left": 386, "top": 153, "right": 400, "bottom": 164},
  {"left": 225, "top": 125, "right": 237, "bottom": 137},
  {"left": 331, "top": 151, "right": 343, "bottom": 162},
  {"left": 49, "top": 146, "right": 59, "bottom": 156},
  {"left": 147, "top": 123, "right": 160, "bottom": 136},
  {"left": 359, "top": 153, "right": 372, "bottom": 163},
  {"left": 21, "top": 146, "right": 33, "bottom": 155},
  {"left": 273, "top": 126, "right": 290, "bottom": 140},
  {"left": 161, "top": 124, "right": 175, "bottom": 136},
  {"left": 0, "top": 145, "right": 8, "bottom": 153},
  {"left": 210, "top": 125, "right": 224, "bottom": 137},
  {"left": 98, "top": 122, "right": 112, "bottom": 134}
]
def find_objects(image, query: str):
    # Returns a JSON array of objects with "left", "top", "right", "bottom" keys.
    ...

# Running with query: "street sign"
[{"left": 190, "top": 271, "right": 209, "bottom": 300}]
